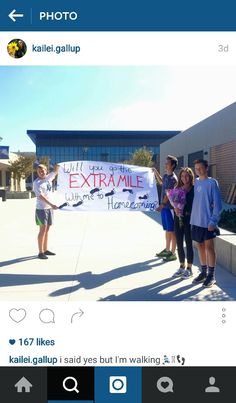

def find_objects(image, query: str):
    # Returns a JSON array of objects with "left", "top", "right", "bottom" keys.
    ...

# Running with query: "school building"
[
  {"left": 27, "top": 129, "right": 180, "bottom": 168},
  {"left": 0, "top": 152, "right": 17, "bottom": 189},
  {"left": 0, "top": 151, "right": 35, "bottom": 191},
  {"left": 160, "top": 102, "right": 236, "bottom": 201}
]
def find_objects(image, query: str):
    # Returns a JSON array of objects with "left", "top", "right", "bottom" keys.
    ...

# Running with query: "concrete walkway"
[{"left": 0, "top": 199, "right": 236, "bottom": 301}]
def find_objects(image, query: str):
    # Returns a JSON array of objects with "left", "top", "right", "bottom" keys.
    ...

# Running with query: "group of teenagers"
[
  {"left": 33, "top": 157, "right": 222, "bottom": 289},
  {"left": 153, "top": 155, "right": 222, "bottom": 288}
]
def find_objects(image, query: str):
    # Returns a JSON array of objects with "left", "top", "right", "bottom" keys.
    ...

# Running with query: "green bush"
[
  {"left": 219, "top": 209, "right": 236, "bottom": 233},
  {"left": 129, "top": 147, "right": 154, "bottom": 167}
]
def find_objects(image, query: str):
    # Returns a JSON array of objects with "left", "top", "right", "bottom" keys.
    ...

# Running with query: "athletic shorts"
[
  {"left": 191, "top": 225, "right": 216, "bottom": 243},
  {"left": 161, "top": 208, "right": 174, "bottom": 232},
  {"left": 35, "top": 209, "right": 54, "bottom": 226}
]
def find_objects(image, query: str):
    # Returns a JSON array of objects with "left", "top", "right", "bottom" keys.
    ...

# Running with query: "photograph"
[{"left": 0, "top": 66, "right": 236, "bottom": 301}]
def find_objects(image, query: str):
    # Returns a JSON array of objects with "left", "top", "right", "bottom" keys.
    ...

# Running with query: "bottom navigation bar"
[{"left": 0, "top": 366, "right": 235, "bottom": 402}]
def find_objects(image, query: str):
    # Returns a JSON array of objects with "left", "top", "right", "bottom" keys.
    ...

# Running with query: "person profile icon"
[{"left": 205, "top": 377, "right": 220, "bottom": 393}]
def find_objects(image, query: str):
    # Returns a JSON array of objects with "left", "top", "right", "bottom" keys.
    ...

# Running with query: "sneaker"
[
  {"left": 44, "top": 250, "right": 56, "bottom": 256},
  {"left": 181, "top": 268, "right": 193, "bottom": 279},
  {"left": 163, "top": 252, "right": 177, "bottom": 262},
  {"left": 172, "top": 267, "right": 185, "bottom": 277},
  {"left": 192, "top": 271, "right": 207, "bottom": 284},
  {"left": 156, "top": 249, "right": 170, "bottom": 257},
  {"left": 38, "top": 252, "right": 48, "bottom": 260},
  {"left": 203, "top": 275, "right": 216, "bottom": 288}
]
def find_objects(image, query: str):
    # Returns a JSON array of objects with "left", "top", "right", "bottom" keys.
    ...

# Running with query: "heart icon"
[
  {"left": 9, "top": 308, "right": 27, "bottom": 323},
  {"left": 162, "top": 382, "right": 169, "bottom": 389},
  {"left": 9, "top": 339, "right": 16, "bottom": 345}
]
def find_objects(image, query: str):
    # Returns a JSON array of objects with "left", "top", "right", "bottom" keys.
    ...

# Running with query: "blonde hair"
[{"left": 37, "top": 164, "right": 47, "bottom": 170}]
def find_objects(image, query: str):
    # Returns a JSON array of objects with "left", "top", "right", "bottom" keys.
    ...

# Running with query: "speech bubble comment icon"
[
  {"left": 39, "top": 308, "right": 55, "bottom": 324},
  {"left": 157, "top": 377, "right": 174, "bottom": 393}
]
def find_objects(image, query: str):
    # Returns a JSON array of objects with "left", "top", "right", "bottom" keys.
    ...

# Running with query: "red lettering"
[
  {"left": 117, "top": 175, "right": 128, "bottom": 187},
  {"left": 107, "top": 175, "right": 115, "bottom": 187},
  {"left": 129, "top": 175, "right": 144, "bottom": 188},
  {"left": 69, "top": 172, "right": 144, "bottom": 189},
  {"left": 99, "top": 173, "right": 107, "bottom": 187},
  {"left": 69, "top": 173, "right": 80, "bottom": 188},
  {"left": 92, "top": 174, "right": 99, "bottom": 187},
  {"left": 137, "top": 175, "right": 144, "bottom": 188},
  {"left": 81, "top": 173, "right": 91, "bottom": 188}
]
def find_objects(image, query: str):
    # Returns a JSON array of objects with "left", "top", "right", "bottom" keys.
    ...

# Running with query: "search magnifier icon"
[{"left": 63, "top": 376, "right": 79, "bottom": 394}]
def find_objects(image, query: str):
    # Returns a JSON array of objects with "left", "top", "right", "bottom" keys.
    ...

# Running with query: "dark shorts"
[
  {"left": 161, "top": 208, "right": 174, "bottom": 232},
  {"left": 191, "top": 225, "right": 216, "bottom": 243},
  {"left": 35, "top": 209, "right": 54, "bottom": 226}
]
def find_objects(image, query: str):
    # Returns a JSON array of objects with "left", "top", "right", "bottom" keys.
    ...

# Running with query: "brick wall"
[{"left": 210, "top": 140, "right": 236, "bottom": 200}]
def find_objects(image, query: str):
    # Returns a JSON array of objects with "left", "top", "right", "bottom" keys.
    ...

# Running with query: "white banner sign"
[{"left": 56, "top": 161, "right": 159, "bottom": 211}]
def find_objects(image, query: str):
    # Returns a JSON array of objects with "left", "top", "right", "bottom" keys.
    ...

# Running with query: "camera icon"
[{"left": 109, "top": 376, "right": 127, "bottom": 394}]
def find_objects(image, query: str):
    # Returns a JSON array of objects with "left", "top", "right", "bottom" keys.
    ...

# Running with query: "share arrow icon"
[{"left": 8, "top": 9, "right": 24, "bottom": 22}]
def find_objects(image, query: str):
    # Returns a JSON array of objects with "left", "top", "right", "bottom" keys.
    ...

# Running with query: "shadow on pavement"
[
  {"left": 0, "top": 256, "right": 38, "bottom": 267},
  {"left": 0, "top": 256, "right": 234, "bottom": 301},
  {"left": 49, "top": 258, "right": 166, "bottom": 297},
  {"left": 143, "top": 211, "right": 162, "bottom": 225},
  {"left": 0, "top": 258, "right": 165, "bottom": 291},
  {"left": 99, "top": 279, "right": 234, "bottom": 301},
  {"left": 0, "top": 273, "right": 74, "bottom": 287}
]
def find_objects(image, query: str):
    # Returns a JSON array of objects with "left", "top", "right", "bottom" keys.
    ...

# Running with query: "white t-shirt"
[{"left": 33, "top": 172, "right": 56, "bottom": 209}]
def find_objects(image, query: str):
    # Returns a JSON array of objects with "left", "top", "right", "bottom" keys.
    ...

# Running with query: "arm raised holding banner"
[
  {"left": 39, "top": 164, "right": 59, "bottom": 209},
  {"left": 152, "top": 168, "right": 168, "bottom": 212},
  {"left": 152, "top": 167, "right": 163, "bottom": 185}
]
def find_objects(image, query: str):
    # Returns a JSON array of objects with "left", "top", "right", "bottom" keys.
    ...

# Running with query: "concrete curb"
[{"left": 215, "top": 230, "right": 236, "bottom": 275}]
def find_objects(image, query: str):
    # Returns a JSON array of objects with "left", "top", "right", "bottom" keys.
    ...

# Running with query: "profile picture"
[{"left": 7, "top": 39, "right": 27, "bottom": 59}]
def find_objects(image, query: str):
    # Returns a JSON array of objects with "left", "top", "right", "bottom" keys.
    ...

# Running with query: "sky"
[{"left": 0, "top": 66, "right": 235, "bottom": 152}]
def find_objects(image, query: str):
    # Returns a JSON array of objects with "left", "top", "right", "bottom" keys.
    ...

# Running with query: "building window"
[
  {"left": 6, "top": 171, "right": 11, "bottom": 187},
  {"left": 100, "top": 153, "right": 109, "bottom": 162},
  {"left": 175, "top": 156, "right": 184, "bottom": 175},
  {"left": 209, "top": 164, "right": 217, "bottom": 179},
  {"left": 177, "top": 156, "right": 184, "bottom": 168},
  {"left": 188, "top": 150, "right": 203, "bottom": 169}
]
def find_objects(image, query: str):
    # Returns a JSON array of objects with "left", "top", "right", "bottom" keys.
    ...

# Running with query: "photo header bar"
[
  {"left": 1, "top": 0, "right": 236, "bottom": 31},
  {"left": 1, "top": 32, "right": 236, "bottom": 66}
]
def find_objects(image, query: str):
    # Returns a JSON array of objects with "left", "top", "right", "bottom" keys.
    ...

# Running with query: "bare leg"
[
  {"left": 43, "top": 225, "right": 50, "bottom": 252},
  {"left": 38, "top": 225, "right": 47, "bottom": 253},
  {"left": 196, "top": 242, "right": 207, "bottom": 266},
  {"left": 165, "top": 231, "right": 172, "bottom": 251},
  {"left": 204, "top": 239, "right": 216, "bottom": 267}
]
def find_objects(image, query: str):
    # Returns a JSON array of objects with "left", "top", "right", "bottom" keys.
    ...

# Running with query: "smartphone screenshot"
[{"left": 0, "top": 0, "right": 236, "bottom": 402}]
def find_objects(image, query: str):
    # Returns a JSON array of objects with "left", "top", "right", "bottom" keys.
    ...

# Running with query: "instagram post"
[
  {"left": 1, "top": 0, "right": 236, "bottom": 402},
  {"left": 0, "top": 66, "right": 235, "bottom": 302}
]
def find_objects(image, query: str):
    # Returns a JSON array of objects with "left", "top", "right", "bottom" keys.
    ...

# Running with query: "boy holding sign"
[
  {"left": 33, "top": 164, "right": 59, "bottom": 259},
  {"left": 153, "top": 155, "right": 178, "bottom": 261}
]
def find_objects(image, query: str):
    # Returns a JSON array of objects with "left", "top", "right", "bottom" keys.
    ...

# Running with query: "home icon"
[{"left": 15, "top": 377, "right": 33, "bottom": 393}]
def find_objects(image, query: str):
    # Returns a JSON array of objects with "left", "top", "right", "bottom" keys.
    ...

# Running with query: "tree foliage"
[
  {"left": 9, "top": 155, "right": 35, "bottom": 179},
  {"left": 129, "top": 147, "right": 154, "bottom": 167},
  {"left": 9, "top": 155, "right": 35, "bottom": 191}
]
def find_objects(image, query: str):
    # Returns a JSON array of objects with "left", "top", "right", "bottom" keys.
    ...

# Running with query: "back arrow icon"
[{"left": 8, "top": 9, "right": 24, "bottom": 22}]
